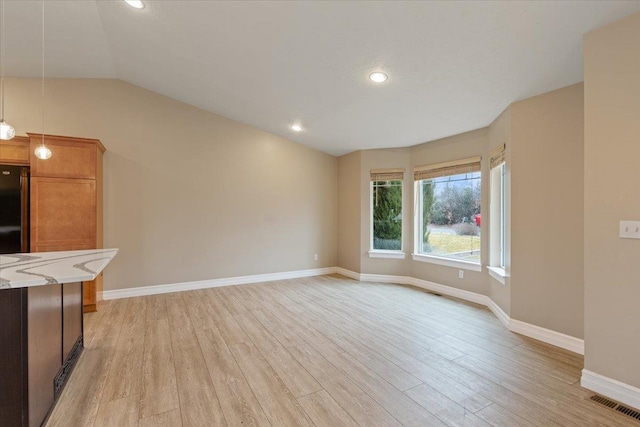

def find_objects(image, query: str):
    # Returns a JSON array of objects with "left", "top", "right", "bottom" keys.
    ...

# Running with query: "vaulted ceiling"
[{"left": 4, "top": 1, "right": 640, "bottom": 155}]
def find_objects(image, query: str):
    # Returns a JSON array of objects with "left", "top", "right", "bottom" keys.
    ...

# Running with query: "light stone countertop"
[{"left": 0, "top": 248, "right": 118, "bottom": 289}]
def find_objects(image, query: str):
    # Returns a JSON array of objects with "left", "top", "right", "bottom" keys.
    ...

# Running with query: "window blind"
[
  {"left": 370, "top": 168, "right": 404, "bottom": 181},
  {"left": 413, "top": 156, "right": 481, "bottom": 181},
  {"left": 489, "top": 144, "right": 506, "bottom": 169}
]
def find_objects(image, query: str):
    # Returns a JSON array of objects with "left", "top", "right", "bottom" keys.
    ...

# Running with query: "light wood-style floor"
[{"left": 46, "top": 275, "right": 636, "bottom": 426}]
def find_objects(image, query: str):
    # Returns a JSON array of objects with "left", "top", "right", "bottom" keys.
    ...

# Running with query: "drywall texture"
[
  {"left": 410, "top": 129, "right": 490, "bottom": 295},
  {"left": 359, "top": 148, "right": 412, "bottom": 276},
  {"left": 584, "top": 13, "right": 640, "bottom": 388},
  {"left": 5, "top": 78, "right": 338, "bottom": 291},
  {"left": 487, "top": 107, "right": 511, "bottom": 315},
  {"left": 510, "top": 83, "right": 584, "bottom": 339},
  {"left": 337, "top": 151, "right": 362, "bottom": 272}
]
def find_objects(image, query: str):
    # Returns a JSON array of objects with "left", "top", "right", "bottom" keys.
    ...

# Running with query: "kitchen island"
[{"left": 0, "top": 249, "right": 118, "bottom": 427}]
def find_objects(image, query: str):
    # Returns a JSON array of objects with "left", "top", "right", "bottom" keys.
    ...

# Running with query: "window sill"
[
  {"left": 411, "top": 253, "right": 482, "bottom": 272},
  {"left": 368, "top": 250, "right": 406, "bottom": 259},
  {"left": 487, "top": 266, "right": 507, "bottom": 285}
]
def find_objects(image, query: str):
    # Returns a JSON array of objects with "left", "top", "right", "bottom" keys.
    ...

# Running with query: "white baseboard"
[
  {"left": 409, "top": 276, "right": 487, "bottom": 306},
  {"left": 509, "top": 319, "right": 584, "bottom": 355},
  {"left": 582, "top": 369, "right": 640, "bottom": 410},
  {"left": 484, "top": 297, "right": 511, "bottom": 329},
  {"left": 334, "top": 267, "right": 361, "bottom": 280},
  {"left": 103, "top": 266, "right": 336, "bottom": 300},
  {"left": 360, "top": 273, "right": 412, "bottom": 285}
]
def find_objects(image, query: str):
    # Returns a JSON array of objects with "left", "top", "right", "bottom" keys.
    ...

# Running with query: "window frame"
[
  {"left": 369, "top": 178, "right": 405, "bottom": 259},
  {"left": 488, "top": 149, "right": 507, "bottom": 284},
  {"left": 413, "top": 162, "right": 482, "bottom": 272}
]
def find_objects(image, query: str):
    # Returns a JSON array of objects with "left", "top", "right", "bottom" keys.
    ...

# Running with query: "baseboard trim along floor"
[
  {"left": 509, "top": 319, "right": 585, "bottom": 355},
  {"left": 102, "top": 267, "right": 336, "bottom": 299},
  {"left": 581, "top": 369, "right": 640, "bottom": 411}
]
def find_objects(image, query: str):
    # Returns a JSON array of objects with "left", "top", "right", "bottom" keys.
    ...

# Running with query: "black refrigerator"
[{"left": 0, "top": 165, "right": 29, "bottom": 254}]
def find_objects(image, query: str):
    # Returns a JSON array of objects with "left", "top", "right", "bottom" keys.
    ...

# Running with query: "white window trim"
[
  {"left": 412, "top": 253, "right": 482, "bottom": 272},
  {"left": 487, "top": 266, "right": 507, "bottom": 285},
  {"left": 489, "top": 161, "right": 507, "bottom": 274},
  {"left": 370, "top": 180, "right": 404, "bottom": 253},
  {"left": 368, "top": 250, "right": 406, "bottom": 259}
]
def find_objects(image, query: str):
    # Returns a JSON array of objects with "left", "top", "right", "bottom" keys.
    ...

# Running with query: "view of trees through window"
[
  {"left": 372, "top": 180, "right": 402, "bottom": 250},
  {"left": 419, "top": 172, "right": 481, "bottom": 261}
]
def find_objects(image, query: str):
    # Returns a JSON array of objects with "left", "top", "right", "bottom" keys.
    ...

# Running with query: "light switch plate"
[{"left": 619, "top": 221, "right": 640, "bottom": 239}]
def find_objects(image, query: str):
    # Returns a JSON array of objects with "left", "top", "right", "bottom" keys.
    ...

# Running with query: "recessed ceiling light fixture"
[
  {"left": 369, "top": 72, "right": 388, "bottom": 83},
  {"left": 124, "top": 0, "right": 145, "bottom": 9},
  {"left": 291, "top": 124, "right": 303, "bottom": 132}
]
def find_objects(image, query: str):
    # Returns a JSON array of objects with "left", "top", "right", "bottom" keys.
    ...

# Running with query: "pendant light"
[
  {"left": 34, "top": 0, "right": 50, "bottom": 160},
  {"left": 0, "top": 0, "right": 15, "bottom": 140}
]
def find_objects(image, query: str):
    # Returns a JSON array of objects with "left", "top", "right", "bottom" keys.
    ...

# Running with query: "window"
[
  {"left": 370, "top": 169, "right": 403, "bottom": 254},
  {"left": 489, "top": 144, "right": 507, "bottom": 280},
  {"left": 414, "top": 157, "right": 481, "bottom": 266},
  {"left": 496, "top": 163, "right": 506, "bottom": 267}
]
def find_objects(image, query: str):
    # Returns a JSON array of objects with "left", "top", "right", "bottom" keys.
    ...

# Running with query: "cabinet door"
[
  {"left": 30, "top": 138, "right": 97, "bottom": 179},
  {"left": 62, "top": 282, "right": 83, "bottom": 361},
  {"left": 28, "top": 284, "right": 62, "bottom": 427},
  {"left": 0, "top": 289, "right": 26, "bottom": 426},
  {"left": 30, "top": 177, "right": 97, "bottom": 252}
]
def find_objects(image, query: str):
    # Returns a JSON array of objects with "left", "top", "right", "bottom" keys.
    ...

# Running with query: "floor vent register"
[{"left": 589, "top": 394, "right": 640, "bottom": 423}]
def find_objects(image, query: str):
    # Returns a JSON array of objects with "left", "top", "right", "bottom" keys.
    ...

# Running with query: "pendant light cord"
[
  {"left": 1, "top": 0, "right": 5, "bottom": 122},
  {"left": 41, "top": 0, "right": 45, "bottom": 147}
]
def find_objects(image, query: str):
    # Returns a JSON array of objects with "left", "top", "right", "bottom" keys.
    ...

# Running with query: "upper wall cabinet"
[
  {"left": 30, "top": 177, "right": 97, "bottom": 252},
  {"left": 0, "top": 136, "right": 30, "bottom": 165},
  {"left": 28, "top": 134, "right": 105, "bottom": 180}
]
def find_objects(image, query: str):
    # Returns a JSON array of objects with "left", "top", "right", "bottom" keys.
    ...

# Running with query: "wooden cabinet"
[
  {"left": 30, "top": 178, "right": 97, "bottom": 251},
  {"left": 62, "top": 282, "right": 83, "bottom": 365},
  {"left": 27, "top": 284, "right": 63, "bottom": 427},
  {"left": 0, "top": 133, "right": 104, "bottom": 312},
  {"left": 28, "top": 134, "right": 105, "bottom": 312},
  {"left": 0, "top": 282, "right": 84, "bottom": 427},
  {"left": 30, "top": 137, "right": 98, "bottom": 179},
  {"left": 0, "top": 136, "right": 30, "bottom": 165}
]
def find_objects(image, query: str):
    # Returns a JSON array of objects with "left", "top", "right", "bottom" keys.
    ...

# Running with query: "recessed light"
[
  {"left": 124, "top": 0, "right": 145, "bottom": 9},
  {"left": 369, "top": 72, "right": 388, "bottom": 83},
  {"left": 291, "top": 124, "right": 303, "bottom": 132}
]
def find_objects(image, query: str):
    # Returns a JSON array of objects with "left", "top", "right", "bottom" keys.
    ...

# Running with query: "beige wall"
[
  {"left": 359, "top": 149, "right": 412, "bottom": 276},
  {"left": 5, "top": 78, "right": 337, "bottom": 291},
  {"left": 584, "top": 13, "right": 640, "bottom": 388},
  {"left": 510, "top": 83, "right": 584, "bottom": 338},
  {"left": 487, "top": 107, "right": 511, "bottom": 315},
  {"left": 337, "top": 151, "right": 361, "bottom": 272}
]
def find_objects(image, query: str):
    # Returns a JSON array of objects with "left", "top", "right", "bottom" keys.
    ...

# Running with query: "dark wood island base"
[{"left": 0, "top": 281, "right": 83, "bottom": 427}]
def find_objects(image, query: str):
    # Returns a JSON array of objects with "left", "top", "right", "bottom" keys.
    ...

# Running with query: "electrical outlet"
[
  {"left": 458, "top": 270, "right": 464, "bottom": 279},
  {"left": 619, "top": 221, "right": 640, "bottom": 239},
  {"left": 314, "top": 254, "right": 318, "bottom": 261}
]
